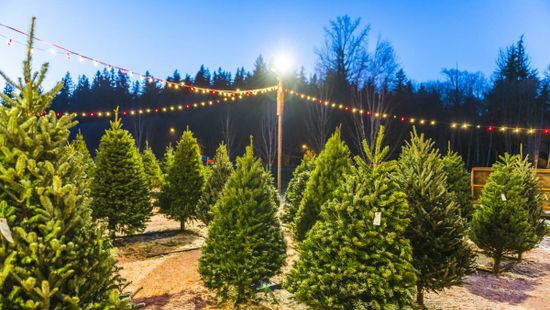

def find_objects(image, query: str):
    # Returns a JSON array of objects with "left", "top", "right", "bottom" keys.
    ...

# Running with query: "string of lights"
[
  {"left": 2, "top": 23, "right": 546, "bottom": 136},
  {"left": 0, "top": 23, "right": 276, "bottom": 96},
  {"left": 48, "top": 87, "right": 276, "bottom": 119},
  {"left": 285, "top": 89, "right": 550, "bottom": 136}
]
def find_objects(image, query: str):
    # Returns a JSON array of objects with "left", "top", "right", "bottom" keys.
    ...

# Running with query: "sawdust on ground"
[{"left": 117, "top": 213, "right": 550, "bottom": 309}]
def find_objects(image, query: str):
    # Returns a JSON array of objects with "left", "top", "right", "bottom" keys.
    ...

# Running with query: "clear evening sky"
[{"left": 1, "top": 0, "right": 549, "bottom": 88}]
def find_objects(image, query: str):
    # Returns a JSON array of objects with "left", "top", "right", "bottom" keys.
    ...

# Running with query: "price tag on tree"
[
  {"left": 373, "top": 212, "right": 382, "bottom": 226},
  {"left": 0, "top": 218, "right": 14, "bottom": 243},
  {"left": 501, "top": 193, "right": 507, "bottom": 201}
]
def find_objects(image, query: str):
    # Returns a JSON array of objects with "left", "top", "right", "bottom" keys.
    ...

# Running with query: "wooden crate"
[{"left": 471, "top": 167, "right": 550, "bottom": 217}]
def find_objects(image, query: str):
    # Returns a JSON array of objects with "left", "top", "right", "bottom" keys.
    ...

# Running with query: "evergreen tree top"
[
  {"left": 109, "top": 107, "right": 123, "bottom": 131},
  {"left": 361, "top": 125, "right": 391, "bottom": 168}
]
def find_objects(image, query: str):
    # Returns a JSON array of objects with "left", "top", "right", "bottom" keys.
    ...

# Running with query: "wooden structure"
[{"left": 471, "top": 167, "right": 550, "bottom": 217}]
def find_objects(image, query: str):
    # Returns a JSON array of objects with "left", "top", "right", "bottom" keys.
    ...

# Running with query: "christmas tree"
[
  {"left": 161, "top": 143, "right": 175, "bottom": 174},
  {"left": 199, "top": 141, "right": 286, "bottom": 304},
  {"left": 442, "top": 145, "right": 473, "bottom": 222},
  {"left": 286, "top": 127, "right": 417, "bottom": 309},
  {"left": 142, "top": 142, "right": 164, "bottom": 190},
  {"left": 293, "top": 128, "right": 351, "bottom": 241},
  {"left": 397, "top": 129, "right": 474, "bottom": 306},
  {"left": 196, "top": 143, "right": 233, "bottom": 225},
  {"left": 470, "top": 153, "right": 543, "bottom": 272},
  {"left": 513, "top": 153, "right": 545, "bottom": 261},
  {"left": 281, "top": 150, "right": 315, "bottom": 225},
  {"left": 72, "top": 131, "right": 95, "bottom": 180},
  {"left": 159, "top": 128, "right": 206, "bottom": 230},
  {"left": 0, "top": 17, "right": 130, "bottom": 308},
  {"left": 91, "top": 108, "right": 151, "bottom": 238}
]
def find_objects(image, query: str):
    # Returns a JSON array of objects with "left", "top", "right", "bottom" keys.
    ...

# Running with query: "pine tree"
[
  {"left": 282, "top": 151, "right": 316, "bottom": 224},
  {"left": 470, "top": 153, "right": 544, "bottom": 272},
  {"left": 199, "top": 141, "right": 286, "bottom": 304},
  {"left": 286, "top": 127, "right": 417, "bottom": 309},
  {"left": 397, "top": 129, "right": 475, "bottom": 306},
  {"left": 91, "top": 108, "right": 151, "bottom": 238},
  {"left": 514, "top": 153, "right": 546, "bottom": 261},
  {"left": 0, "top": 18, "right": 130, "bottom": 308},
  {"left": 142, "top": 142, "right": 164, "bottom": 190},
  {"left": 161, "top": 143, "right": 175, "bottom": 174},
  {"left": 196, "top": 143, "right": 233, "bottom": 225},
  {"left": 293, "top": 128, "right": 351, "bottom": 241},
  {"left": 72, "top": 131, "right": 95, "bottom": 180},
  {"left": 159, "top": 128, "right": 206, "bottom": 230},
  {"left": 441, "top": 144, "right": 473, "bottom": 222}
]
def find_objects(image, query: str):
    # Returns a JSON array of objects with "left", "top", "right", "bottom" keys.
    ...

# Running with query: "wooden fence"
[{"left": 471, "top": 168, "right": 550, "bottom": 217}]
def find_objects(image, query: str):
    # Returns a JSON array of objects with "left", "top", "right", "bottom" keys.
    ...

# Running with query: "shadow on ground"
[
  {"left": 134, "top": 290, "right": 212, "bottom": 310},
  {"left": 116, "top": 229, "right": 205, "bottom": 260},
  {"left": 466, "top": 258, "right": 550, "bottom": 305}
]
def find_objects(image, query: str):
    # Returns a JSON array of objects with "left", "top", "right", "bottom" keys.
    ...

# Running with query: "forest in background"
[{"left": 2, "top": 16, "right": 549, "bottom": 169}]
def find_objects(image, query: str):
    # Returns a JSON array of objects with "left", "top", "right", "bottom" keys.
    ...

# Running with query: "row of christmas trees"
[
  {"left": 85, "top": 112, "right": 545, "bottom": 308},
  {"left": 279, "top": 127, "right": 545, "bottom": 308}
]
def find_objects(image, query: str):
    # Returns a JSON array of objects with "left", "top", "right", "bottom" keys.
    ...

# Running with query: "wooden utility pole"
[{"left": 277, "top": 79, "right": 284, "bottom": 194}]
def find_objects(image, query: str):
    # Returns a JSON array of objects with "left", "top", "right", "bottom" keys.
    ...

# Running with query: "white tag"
[
  {"left": 373, "top": 212, "right": 381, "bottom": 226},
  {"left": 0, "top": 218, "right": 14, "bottom": 243},
  {"left": 501, "top": 193, "right": 507, "bottom": 201}
]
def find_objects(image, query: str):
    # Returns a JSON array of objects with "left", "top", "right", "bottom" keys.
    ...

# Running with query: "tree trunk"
[
  {"left": 493, "top": 255, "right": 501, "bottom": 274},
  {"left": 108, "top": 221, "right": 116, "bottom": 240},
  {"left": 416, "top": 285, "right": 424, "bottom": 307},
  {"left": 517, "top": 252, "right": 523, "bottom": 263},
  {"left": 180, "top": 220, "right": 185, "bottom": 231}
]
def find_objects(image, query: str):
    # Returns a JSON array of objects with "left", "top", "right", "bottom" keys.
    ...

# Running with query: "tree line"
[{"left": 2, "top": 15, "right": 549, "bottom": 170}]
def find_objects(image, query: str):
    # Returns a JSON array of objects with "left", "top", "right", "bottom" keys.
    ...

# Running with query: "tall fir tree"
[
  {"left": 441, "top": 144, "right": 473, "bottom": 222},
  {"left": 199, "top": 141, "right": 286, "bottom": 304},
  {"left": 397, "top": 129, "right": 475, "bottom": 306},
  {"left": 0, "top": 18, "right": 130, "bottom": 308},
  {"left": 141, "top": 142, "right": 164, "bottom": 190},
  {"left": 196, "top": 143, "right": 233, "bottom": 225},
  {"left": 159, "top": 128, "right": 206, "bottom": 230},
  {"left": 470, "top": 153, "right": 544, "bottom": 273},
  {"left": 282, "top": 151, "right": 316, "bottom": 224},
  {"left": 293, "top": 128, "right": 351, "bottom": 241},
  {"left": 91, "top": 109, "right": 151, "bottom": 238},
  {"left": 286, "top": 127, "right": 417, "bottom": 309}
]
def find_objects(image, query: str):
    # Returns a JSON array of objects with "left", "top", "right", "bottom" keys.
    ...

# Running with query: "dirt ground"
[{"left": 117, "top": 213, "right": 550, "bottom": 309}]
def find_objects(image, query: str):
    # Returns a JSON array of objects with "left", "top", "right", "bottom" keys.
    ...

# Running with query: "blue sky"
[{"left": 1, "top": 0, "right": 549, "bottom": 88}]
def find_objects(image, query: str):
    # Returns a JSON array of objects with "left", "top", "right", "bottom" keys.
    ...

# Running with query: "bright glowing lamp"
[{"left": 271, "top": 53, "right": 293, "bottom": 76}]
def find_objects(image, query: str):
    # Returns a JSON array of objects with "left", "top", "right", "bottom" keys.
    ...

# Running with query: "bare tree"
[
  {"left": 257, "top": 103, "right": 277, "bottom": 170},
  {"left": 315, "top": 15, "right": 369, "bottom": 86},
  {"left": 314, "top": 16, "right": 399, "bottom": 158},
  {"left": 220, "top": 107, "right": 238, "bottom": 159},
  {"left": 354, "top": 38, "right": 399, "bottom": 157},
  {"left": 132, "top": 116, "right": 146, "bottom": 151},
  {"left": 305, "top": 81, "right": 333, "bottom": 153}
]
